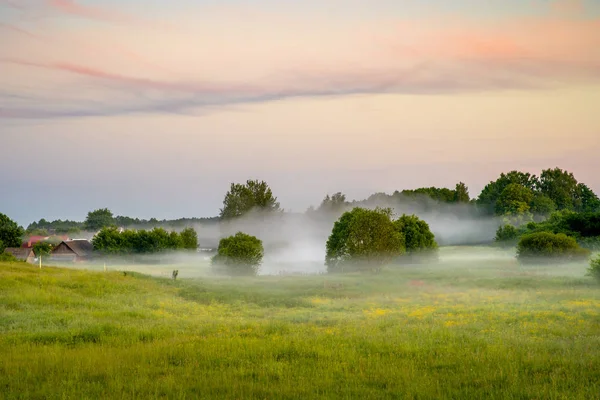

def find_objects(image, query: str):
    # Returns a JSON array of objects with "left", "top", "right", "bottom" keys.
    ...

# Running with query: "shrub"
[
  {"left": 0, "top": 252, "right": 18, "bottom": 262},
  {"left": 516, "top": 232, "right": 591, "bottom": 264},
  {"left": 587, "top": 256, "right": 600, "bottom": 282},
  {"left": 211, "top": 232, "right": 264, "bottom": 276},
  {"left": 325, "top": 207, "right": 405, "bottom": 273},
  {"left": 495, "top": 224, "right": 519, "bottom": 243}
]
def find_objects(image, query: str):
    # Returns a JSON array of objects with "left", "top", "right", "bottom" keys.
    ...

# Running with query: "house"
[
  {"left": 51, "top": 240, "right": 94, "bottom": 263},
  {"left": 3, "top": 248, "right": 36, "bottom": 263}
]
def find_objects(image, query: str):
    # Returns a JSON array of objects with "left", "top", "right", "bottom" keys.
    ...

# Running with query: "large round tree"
[
  {"left": 325, "top": 207, "right": 405, "bottom": 273},
  {"left": 394, "top": 214, "right": 437, "bottom": 253},
  {"left": 211, "top": 232, "right": 264, "bottom": 276}
]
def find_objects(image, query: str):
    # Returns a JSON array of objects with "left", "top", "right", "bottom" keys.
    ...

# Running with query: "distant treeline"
[
  {"left": 21, "top": 167, "right": 600, "bottom": 244},
  {"left": 26, "top": 215, "right": 220, "bottom": 235}
]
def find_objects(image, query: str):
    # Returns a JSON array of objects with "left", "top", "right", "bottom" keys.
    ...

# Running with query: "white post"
[{"left": 39, "top": 255, "right": 42, "bottom": 269}]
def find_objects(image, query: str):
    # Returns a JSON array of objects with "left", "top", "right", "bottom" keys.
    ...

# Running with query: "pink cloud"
[{"left": 45, "top": 0, "right": 132, "bottom": 23}]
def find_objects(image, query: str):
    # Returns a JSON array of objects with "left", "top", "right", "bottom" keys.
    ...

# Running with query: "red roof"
[{"left": 21, "top": 236, "right": 49, "bottom": 248}]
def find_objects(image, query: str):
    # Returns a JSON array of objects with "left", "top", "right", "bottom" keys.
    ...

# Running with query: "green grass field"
[{"left": 1, "top": 247, "right": 599, "bottom": 399}]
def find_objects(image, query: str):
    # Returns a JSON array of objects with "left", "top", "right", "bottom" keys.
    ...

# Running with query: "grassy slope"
[{"left": 1, "top": 254, "right": 599, "bottom": 399}]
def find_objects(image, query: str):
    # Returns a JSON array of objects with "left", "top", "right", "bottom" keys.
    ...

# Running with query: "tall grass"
[{"left": 1, "top": 251, "right": 599, "bottom": 399}]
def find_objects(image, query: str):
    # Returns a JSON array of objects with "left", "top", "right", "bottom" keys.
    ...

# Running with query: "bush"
[
  {"left": 516, "top": 232, "right": 591, "bottom": 264},
  {"left": 394, "top": 214, "right": 437, "bottom": 253},
  {"left": 0, "top": 252, "right": 19, "bottom": 262},
  {"left": 211, "top": 232, "right": 264, "bottom": 276},
  {"left": 325, "top": 207, "right": 405, "bottom": 273},
  {"left": 495, "top": 224, "right": 519, "bottom": 243},
  {"left": 587, "top": 256, "right": 600, "bottom": 282}
]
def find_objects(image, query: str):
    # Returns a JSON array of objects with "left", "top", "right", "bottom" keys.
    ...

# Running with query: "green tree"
[
  {"left": 394, "top": 214, "right": 437, "bottom": 253},
  {"left": 575, "top": 183, "right": 600, "bottom": 213},
  {"left": 180, "top": 227, "right": 198, "bottom": 250},
  {"left": 85, "top": 208, "right": 116, "bottom": 231},
  {"left": 33, "top": 242, "right": 53, "bottom": 258},
  {"left": 91, "top": 227, "right": 123, "bottom": 255},
  {"left": 325, "top": 207, "right": 405, "bottom": 273},
  {"left": 0, "top": 213, "right": 24, "bottom": 248},
  {"left": 539, "top": 168, "right": 579, "bottom": 211},
  {"left": 211, "top": 232, "right": 264, "bottom": 276},
  {"left": 495, "top": 184, "right": 534, "bottom": 216},
  {"left": 318, "top": 192, "right": 348, "bottom": 213},
  {"left": 477, "top": 171, "right": 539, "bottom": 214},
  {"left": 219, "top": 180, "right": 281, "bottom": 219},
  {"left": 454, "top": 182, "right": 470, "bottom": 203},
  {"left": 0, "top": 239, "right": 4, "bottom": 253},
  {"left": 530, "top": 194, "right": 557, "bottom": 216}
]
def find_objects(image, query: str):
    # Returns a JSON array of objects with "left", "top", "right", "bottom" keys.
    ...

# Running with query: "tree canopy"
[
  {"left": 211, "top": 232, "right": 264, "bottom": 276},
  {"left": 0, "top": 213, "right": 24, "bottom": 248},
  {"left": 92, "top": 227, "right": 197, "bottom": 255},
  {"left": 85, "top": 208, "right": 116, "bottom": 231},
  {"left": 180, "top": 227, "right": 199, "bottom": 250},
  {"left": 394, "top": 214, "right": 437, "bottom": 253},
  {"left": 219, "top": 180, "right": 281, "bottom": 220},
  {"left": 538, "top": 168, "right": 579, "bottom": 211},
  {"left": 494, "top": 183, "right": 534, "bottom": 216},
  {"left": 325, "top": 207, "right": 405, "bottom": 273},
  {"left": 477, "top": 171, "right": 539, "bottom": 214}
]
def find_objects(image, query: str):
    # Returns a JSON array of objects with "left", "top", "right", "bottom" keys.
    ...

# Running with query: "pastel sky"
[{"left": 1, "top": 0, "right": 599, "bottom": 226}]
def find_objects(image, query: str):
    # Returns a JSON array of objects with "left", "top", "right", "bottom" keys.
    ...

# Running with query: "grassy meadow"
[{"left": 1, "top": 247, "right": 599, "bottom": 399}]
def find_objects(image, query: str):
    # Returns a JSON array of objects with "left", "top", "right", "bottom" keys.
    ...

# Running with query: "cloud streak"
[
  {"left": 45, "top": 0, "right": 135, "bottom": 24},
  {"left": 2, "top": 1, "right": 600, "bottom": 119}
]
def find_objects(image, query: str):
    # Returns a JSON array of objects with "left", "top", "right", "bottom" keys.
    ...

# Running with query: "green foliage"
[
  {"left": 325, "top": 207, "right": 405, "bottom": 273},
  {"left": 539, "top": 168, "right": 580, "bottom": 211},
  {"left": 530, "top": 194, "right": 557, "bottom": 216},
  {"left": 0, "top": 252, "right": 18, "bottom": 262},
  {"left": 0, "top": 213, "right": 24, "bottom": 248},
  {"left": 494, "top": 224, "right": 520, "bottom": 243},
  {"left": 0, "top": 239, "right": 3, "bottom": 253},
  {"left": 587, "top": 256, "right": 600, "bottom": 282},
  {"left": 84, "top": 208, "right": 116, "bottom": 231},
  {"left": 315, "top": 192, "right": 349, "bottom": 213},
  {"left": 477, "top": 171, "right": 539, "bottom": 214},
  {"left": 401, "top": 187, "right": 457, "bottom": 203},
  {"left": 92, "top": 227, "right": 191, "bottom": 255},
  {"left": 219, "top": 180, "right": 281, "bottom": 220},
  {"left": 494, "top": 183, "right": 534, "bottom": 216},
  {"left": 575, "top": 183, "right": 600, "bottom": 212},
  {"left": 180, "top": 227, "right": 199, "bottom": 250},
  {"left": 26, "top": 219, "right": 82, "bottom": 234},
  {"left": 454, "top": 182, "right": 470, "bottom": 203},
  {"left": 393, "top": 214, "right": 437, "bottom": 253},
  {"left": 516, "top": 232, "right": 591, "bottom": 264},
  {"left": 211, "top": 232, "right": 264, "bottom": 276},
  {"left": 32, "top": 242, "right": 53, "bottom": 258}
]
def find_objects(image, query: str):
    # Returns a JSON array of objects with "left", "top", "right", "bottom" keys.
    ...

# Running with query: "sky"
[{"left": 1, "top": 0, "right": 599, "bottom": 226}]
